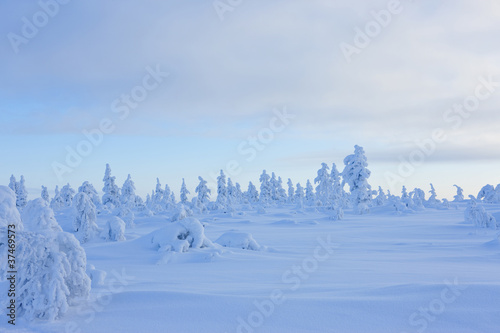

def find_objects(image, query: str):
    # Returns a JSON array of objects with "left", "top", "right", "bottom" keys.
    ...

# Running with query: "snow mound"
[
  {"left": 102, "top": 216, "right": 126, "bottom": 241},
  {"left": 151, "top": 217, "right": 213, "bottom": 252},
  {"left": 21, "top": 198, "right": 62, "bottom": 233},
  {"left": 86, "top": 264, "right": 107, "bottom": 286},
  {"left": 215, "top": 232, "right": 261, "bottom": 251},
  {"left": 271, "top": 219, "right": 298, "bottom": 225}
]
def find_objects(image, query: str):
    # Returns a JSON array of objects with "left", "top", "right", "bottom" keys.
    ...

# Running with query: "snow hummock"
[
  {"left": 215, "top": 232, "right": 262, "bottom": 251},
  {"left": 151, "top": 217, "right": 213, "bottom": 252},
  {"left": 101, "top": 216, "right": 126, "bottom": 241}
]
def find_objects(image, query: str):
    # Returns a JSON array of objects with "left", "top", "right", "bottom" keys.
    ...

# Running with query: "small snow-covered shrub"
[
  {"left": 102, "top": 216, "right": 126, "bottom": 241},
  {"left": 151, "top": 217, "right": 213, "bottom": 252},
  {"left": 86, "top": 264, "right": 107, "bottom": 286},
  {"left": 170, "top": 204, "right": 193, "bottom": 222},
  {"left": 465, "top": 196, "right": 497, "bottom": 229},
  {"left": 215, "top": 232, "right": 261, "bottom": 251}
]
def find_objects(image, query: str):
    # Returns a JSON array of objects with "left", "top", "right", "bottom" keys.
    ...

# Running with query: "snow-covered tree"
[
  {"left": 276, "top": 177, "right": 287, "bottom": 204},
  {"left": 180, "top": 178, "right": 190, "bottom": 205},
  {"left": 50, "top": 186, "right": 65, "bottom": 211},
  {"left": 401, "top": 186, "right": 414, "bottom": 208},
  {"left": 102, "top": 164, "right": 120, "bottom": 208},
  {"left": 295, "top": 183, "right": 305, "bottom": 208},
  {"left": 453, "top": 185, "right": 465, "bottom": 202},
  {"left": 151, "top": 178, "right": 165, "bottom": 213},
  {"left": 477, "top": 184, "right": 498, "bottom": 203},
  {"left": 195, "top": 176, "right": 211, "bottom": 206},
  {"left": 341, "top": 145, "right": 372, "bottom": 214},
  {"left": 287, "top": 179, "right": 295, "bottom": 203},
  {"left": 8, "top": 175, "right": 17, "bottom": 193},
  {"left": 410, "top": 188, "right": 426, "bottom": 210},
  {"left": 234, "top": 182, "right": 243, "bottom": 204},
  {"left": 216, "top": 170, "right": 228, "bottom": 209},
  {"left": 21, "top": 198, "right": 62, "bottom": 233},
  {"left": 60, "top": 183, "right": 76, "bottom": 207},
  {"left": 426, "top": 183, "right": 441, "bottom": 207},
  {"left": 120, "top": 174, "right": 137, "bottom": 208},
  {"left": 73, "top": 192, "right": 99, "bottom": 243},
  {"left": 259, "top": 170, "right": 271, "bottom": 206},
  {"left": 41, "top": 186, "right": 50, "bottom": 203},
  {"left": 374, "top": 186, "right": 387, "bottom": 206},
  {"left": 465, "top": 196, "right": 497, "bottom": 229},
  {"left": 314, "top": 163, "right": 332, "bottom": 206},
  {"left": 305, "top": 180, "right": 316, "bottom": 206},
  {"left": 78, "top": 181, "right": 101, "bottom": 209},
  {"left": 15, "top": 175, "right": 28, "bottom": 211},
  {"left": 246, "top": 182, "right": 259, "bottom": 204},
  {"left": 227, "top": 178, "right": 237, "bottom": 206}
]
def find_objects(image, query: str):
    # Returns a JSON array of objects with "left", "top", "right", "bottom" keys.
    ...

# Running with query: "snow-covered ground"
[{"left": 3, "top": 203, "right": 500, "bottom": 333}]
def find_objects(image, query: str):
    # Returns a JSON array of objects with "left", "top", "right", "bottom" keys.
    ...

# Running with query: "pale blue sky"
[{"left": 1, "top": 0, "right": 500, "bottom": 199}]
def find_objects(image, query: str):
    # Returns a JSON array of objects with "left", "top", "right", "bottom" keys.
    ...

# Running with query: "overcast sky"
[{"left": 1, "top": 0, "right": 500, "bottom": 199}]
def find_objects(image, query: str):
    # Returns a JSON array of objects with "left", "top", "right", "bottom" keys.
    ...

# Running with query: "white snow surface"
[{"left": 2, "top": 203, "right": 500, "bottom": 332}]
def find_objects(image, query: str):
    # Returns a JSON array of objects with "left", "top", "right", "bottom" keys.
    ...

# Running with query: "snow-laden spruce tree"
[
  {"left": 477, "top": 184, "right": 499, "bottom": 203},
  {"left": 50, "top": 185, "right": 65, "bottom": 211},
  {"left": 73, "top": 192, "right": 99, "bottom": 243},
  {"left": 215, "top": 170, "right": 228, "bottom": 210},
  {"left": 465, "top": 195, "right": 497, "bottom": 229},
  {"left": 259, "top": 170, "right": 271, "bottom": 206},
  {"left": 21, "top": 198, "right": 62, "bottom": 233},
  {"left": 8, "top": 175, "right": 17, "bottom": 193},
  {"left": 314, "top": 163, "right": 332, "bottom": 206},
  {"left": 41, "top": 185, "right": 50, "bottom": 203},
  {"left": 453, "top": 185, "right": 465, "bottom": 202},
  {"left": 295, "top": 183, "right": 305, "bottom": 208},
  {"left": 276, "top": 177, "right": 287, "bottom": 205},
  {"left": 78, "top": 181, "right": 101, "bottom": 209},
  {"left": 16, "top": 175, "right": 28, "bottom": 211},
  {"left": 227, "top": 178, "right": 237, "bottom": 206},
  {"left": 269, "top": 172, "right": 278, "bottom": 203},
  {"left": 246, "top": 181, "right": 259, "bottom": 204},
  {"left": 342, "top": 145, "right": 372, "bottom": 214},
  {"left": 162, "top": 183, "right": 175, "bottom": 210},
  {"left": 410, "top": 188, "right": 426, "bottom": 210},
  {"left": 195, "top": 176, "right": 211, "bottom": 210},
  {"left": 120, "top": 174, "right": 137, "bottom": 208},
  {"left": 235, "top": 182, "right": 243, "bottom": 204},
  {"left": 305, "top": 180, "right": 315, "bottom": 206},
  {"left": 426, "top": 183, "right": 441, "bottom": 208},
  {"left": 60, "top": 183, "right": 76, "bottom": 207},
  {"left": 151, "top": 178, "right": 165, "bottom": 213},
  {"left": 401, "top": 186, "right": 414, "bottom": 208},
  {"left": 287, "top": 179, "right": 295, "bottom": 203},
  {"left": 180, "top": 178, "right": 190, "bottom": 205},
  {"left": 101, "top": 216, "right": 126, "bottom": 241},
  {"left": 102, "top": 164, "right": 120, "bottom": 209},
  {"left": 374, "top": 186, "right": 387, "bottom": 206}
]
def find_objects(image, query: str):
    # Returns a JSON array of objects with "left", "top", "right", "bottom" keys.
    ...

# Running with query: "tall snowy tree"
[
  {"left": 180, "top": 178, "right": 190, "bottom": 204},
  {"left": 73, "top": 192, "right": 99, "bottom": 243},
  {"left": 234, "top": 182, "right": 243, "bottom": 204},
  {"left": 426, "top": 183, "right": 441, "bottom": 207},
  {"left": 16, "top": 175, "right": 28, "bottom": 211},
  {"left": 227, "top": 178, "right": 237, "bottom": 206},
  {"left": 314, "top": 163, "right": 332, "bottom": 206},
  {"left": 151, "top": 178, "right": 165, "bottom": 213},
  {"left": 305, "top": 180, "right": 315, "bottom": 206},
  {"left": 120, "top": 174, "right": 137, "bottom": 208},
  {"left": 295, "top": 182, "right": 305, "bottom": 207},
  {"left": 216, "top": 170, "right": 228, "bottom": 209},
  {"left": 259, "top": 170, "right": 271, "bottom": 206},
  {"left": 341, "top": 145, "right": 372, "bottom": 214},
  {"left": 102, "top": 164, "right": 120, "bottom": 208},
  {"left": 50, "top": 186, "right": 65, "bottom": 211},
  {"left": 287, "top": 179, "right": 295, "bottom": 203},
  {"left": 374, "top": 187, "right": 387, "bottom": 206},
  {"left": 276, "top": 177, "right": 287, "bottom": 204},
  {"left": 195, "top": 176, "right": 211, "bottom": 205},
  {"left": 246, "top": 181, "right": 259, "bottom": 204},
  {"left": 78, "top": 181, "right": 101, "bottom": 209},
  {"left": 60, "top": 183, "right": 76, "bottom": 208},
  {"left": 8, "top": 175, "right": 17, "bottom": 193},
  {"left": 41, "top": 186, "right": 50, "bottom": 203},
  {"left": 453, "top": 185, "right": 465, "bottom": 202}
]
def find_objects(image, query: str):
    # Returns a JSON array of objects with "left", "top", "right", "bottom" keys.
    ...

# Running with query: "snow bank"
[
  {"left": 102, "top": 216, "right": 126, "bottom": 241},
  {"left": 151, "top": 217, "right": 213, "bottom": 252},
  {"left": 215, "top": 232, "right": 261, "bottom": 251}
]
